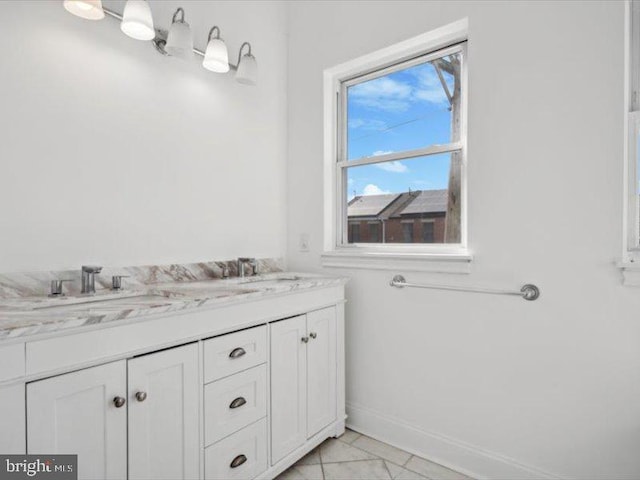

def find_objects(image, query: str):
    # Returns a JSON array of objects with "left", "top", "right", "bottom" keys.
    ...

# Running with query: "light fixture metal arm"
[
  {"left": 237, "top": 41, "right": 253, "bottom": 66},
  {"left": 208, "top": 26, "right": 221, "bottom": 42},
  {"left": 100, "top": 6, "right": 242, "bottom": 71},
  {"left": 172, "top": 7, "right": 185, "bottom": 24},
  {"left": 103, "top": 6, "right": 123, "bottom": 21}
]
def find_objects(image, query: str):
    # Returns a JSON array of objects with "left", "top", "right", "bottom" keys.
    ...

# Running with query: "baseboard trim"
[{"left": 346, "top": 402, "right": 563, "bottom": 480}]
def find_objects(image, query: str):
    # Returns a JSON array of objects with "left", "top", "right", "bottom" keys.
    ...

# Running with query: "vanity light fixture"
[
  {"left": 236, "top": 42, "right": 257, "bottom": 86},
  {"left": 63, "top": 0, "right": 104, "bottom": 20},
  {"left": 61, "top": 1, "right": 258, "bottom": 85},
  {"left": 120, "top": 0, "right": 155, "bottom": 41},
  {"left": 202, "top": 27, "right": 230, "bottom": 73},
  {"left": 164, "top": 8, "right": 193, "bottom": 60}
]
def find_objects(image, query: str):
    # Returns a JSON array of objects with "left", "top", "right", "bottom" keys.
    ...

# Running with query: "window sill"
[
  {"left": 321, "top": 250, "right": 472, "bottom": 274},
  {"left": 617, "top": 261, "right": 640, "bottom": 286}
]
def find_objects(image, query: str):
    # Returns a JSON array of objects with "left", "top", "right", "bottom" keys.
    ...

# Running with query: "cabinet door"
[
  {"left": 0, "top": 384, "right": 25, "bottom": 453},
  {"left": 270, "top": 315, "right": 307, "bottom": 464},
  {"left": 27, "top": 361, "right": 127, "bottom": 480},
  {"left": 128, "top": 343, "right": 199, "bottom": 480},
  {"left": 306, "top": 307, "right": 337, "bottom": 437}
]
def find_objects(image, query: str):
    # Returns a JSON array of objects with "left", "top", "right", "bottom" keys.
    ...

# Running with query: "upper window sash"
[{"left": 338, "top": 43, "right": 465, "bottom": 166}]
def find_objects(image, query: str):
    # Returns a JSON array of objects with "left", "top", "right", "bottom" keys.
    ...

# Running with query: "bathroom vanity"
[{"left": 0, "top": 266, "right": 346, "bottom": 480}]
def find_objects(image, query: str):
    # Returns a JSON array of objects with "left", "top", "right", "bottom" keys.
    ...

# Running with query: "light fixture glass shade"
[
  {"left": 121, "top": 0, "right": 155, "bottom": 41},
  {"left": 165, "top": 20, "right": 193, "bottom": 60},
  {"left": 63, "top": 0, "right": 105, "bottom": 20},
  {"left": 236, "top": 54, "right": 257, "bottom": 85},
  {"left": 203, "top": 38, "right": 230, "bottom": 73}
]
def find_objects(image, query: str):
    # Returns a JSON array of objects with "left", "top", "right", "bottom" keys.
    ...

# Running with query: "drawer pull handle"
[
  {"left": 230, "top": 454, "right": 247, "bottom": 469},
  {"left": 301, "top": 336, "right": 309, "bottom": 343},
  {"left": 229, "top": 347, "right": 246, "bottom": 359},
  {"left": 229, "top": 397, "right": 247, "bottom": 409},
  {"left": 113, "top": 396, "right": 126, "bottom": 408},
  {"left": 135, "top": 391, "right": 147, "bottom": 402},
  {"left": 309, "top": 332, "right": 317, "bottom": 339}
]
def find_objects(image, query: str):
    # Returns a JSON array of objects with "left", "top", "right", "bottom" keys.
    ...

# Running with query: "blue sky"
[{"left": 346, "top": 56, "right": 457, "bottom": 199}]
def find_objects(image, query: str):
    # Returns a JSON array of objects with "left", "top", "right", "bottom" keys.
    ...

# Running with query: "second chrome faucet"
[
  {"left": 81, "top": 265, "right": 102, "bottom": 294},
  {"left": 237, "top": 258, "right": 258, "bottom": 278}
]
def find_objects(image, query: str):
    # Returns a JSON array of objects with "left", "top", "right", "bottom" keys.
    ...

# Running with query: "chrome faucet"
[
  {"left": 81, "top": 265, "right": 103, "bottom": 294},
  {"left": 49, "top": 279, "right": 73, "bottom": 297},
  {"left": 237, "top": 258, "right": 258, "bottom": 278}
]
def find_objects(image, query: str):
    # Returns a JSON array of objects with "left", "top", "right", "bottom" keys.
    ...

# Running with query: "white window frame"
[
  {"left": 620, "top": 1, "right": 640, "bottom": 284},
  {"left": 625, "top": 1, "right": 640, "bottom": 258},
  {"left": 321, "top": 19, "right": 472, "bottom": 273}
]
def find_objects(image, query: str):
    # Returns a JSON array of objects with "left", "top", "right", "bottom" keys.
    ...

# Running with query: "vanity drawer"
[
  {"left": 204, "top": 418, "right": 267, "bottom": 480},
  {"left": 205, "top": 364, "right": 267, "bottom": 446},
  {"left": 0, "top": 343, "right": 25, "bottom": 382},
  {"left": 204, "top": 325, "right": 266, "bottom": 382}
]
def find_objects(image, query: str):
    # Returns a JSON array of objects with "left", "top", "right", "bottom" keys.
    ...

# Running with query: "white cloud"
[
  {"left": 362, "top": 184, "right": 391, "bottom": 196},
  {"left": 409, "top": 63, "right": 450, "bottom": 106},
  {"left": 372, "top": 150, "right": 393, "bottom": 156},
  {"left": 349, "top": 61, "right": 455, "bottom": 113},
  {"left": 374, "top": 161, "right": 408, "bottom": 173},
  {"left": 349, "top": 77, "right": 413, "bottom": 113},
  {"left": 349, "top": 118, "right": 387, "bottom": 131}
]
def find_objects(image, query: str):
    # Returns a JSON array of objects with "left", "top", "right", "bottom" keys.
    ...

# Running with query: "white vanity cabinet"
[
  {"left": 27, "top": 344, "right": 199, "bottom": 480},
  {"left": 270, "top": 307, "right": 337, "bottom": 464},
  {"left": 9, "top": 281, "right": 345, "bottom": 480}
]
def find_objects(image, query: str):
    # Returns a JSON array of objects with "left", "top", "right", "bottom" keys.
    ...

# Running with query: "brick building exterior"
[{"left": 347, "top": 190, "right": 448, "bottom": 244}]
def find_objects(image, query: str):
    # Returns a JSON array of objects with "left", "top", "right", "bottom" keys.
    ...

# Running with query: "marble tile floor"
[{"left": 276, "top": 429, "right": 473, "bottom": 480}]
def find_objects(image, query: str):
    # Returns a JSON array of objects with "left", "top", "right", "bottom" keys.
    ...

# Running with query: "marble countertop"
[{"left": 0, "top": 272, "right": 348, "bottom": 342}]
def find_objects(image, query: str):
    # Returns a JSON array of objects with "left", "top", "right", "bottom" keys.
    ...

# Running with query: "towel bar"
[{"left": 389, "top": 275, "right": 540, "bottom": 301}]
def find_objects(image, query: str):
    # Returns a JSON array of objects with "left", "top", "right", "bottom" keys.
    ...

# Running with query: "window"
[
  {"left": 627, "top": 1, "right": 640, "bottom": 256},
  {"left": 338, "top": 42, "right": 466, "bottom": 249},
  {"left": 322, "top": 20, "right": 471, "bottom": 273},
  {"left": 368, "top": 222, "right": 380, "bottom": 242},
  {"left": 348, "top": 222, "right": 360, "bottom": 243},
  {"left": 402, "top": 222, "right": 414, "bottom": 243},
  {"left": 422, "top": 221, "right": 435, "bottom": 243}
]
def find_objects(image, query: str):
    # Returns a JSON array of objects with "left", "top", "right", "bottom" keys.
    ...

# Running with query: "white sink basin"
[
  {"left": 32, "top": 294, "right": 172, "bottom": 312},
  {"left": 156, "top": 285, "right": 261, "bottom": 302},
  {"left": 238, "top": 275, "right": 303, "bottom": 285}
]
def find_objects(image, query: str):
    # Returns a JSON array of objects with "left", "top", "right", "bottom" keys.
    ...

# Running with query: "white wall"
[
  {"left": 286, "top": 1, "right": 640, "bottom": 479},
  {"left": 0, "top": 0, "right": 287, "bottom": 272}
]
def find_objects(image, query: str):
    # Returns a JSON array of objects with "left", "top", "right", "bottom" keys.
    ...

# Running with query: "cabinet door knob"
[
  {"left": 229, "top": 396, "right": 247, "bottom": 409},
  {"left": 113, "top": 396, "right": 126, "bottom": 408},
  {"left": 309, "top": 332, "right": 317, "bottom": 339},
  {"left": 301, "top": 336, "right": 309, "bottom": 343},
  {"left": 229, "top": 347, "right": 246, "bottom": 359},
  {"left": 135, "top": 391, "right": 147, "bottom": 402},
  {"left": 230, "top": 454, "right": 247, "bottom": 469}
]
